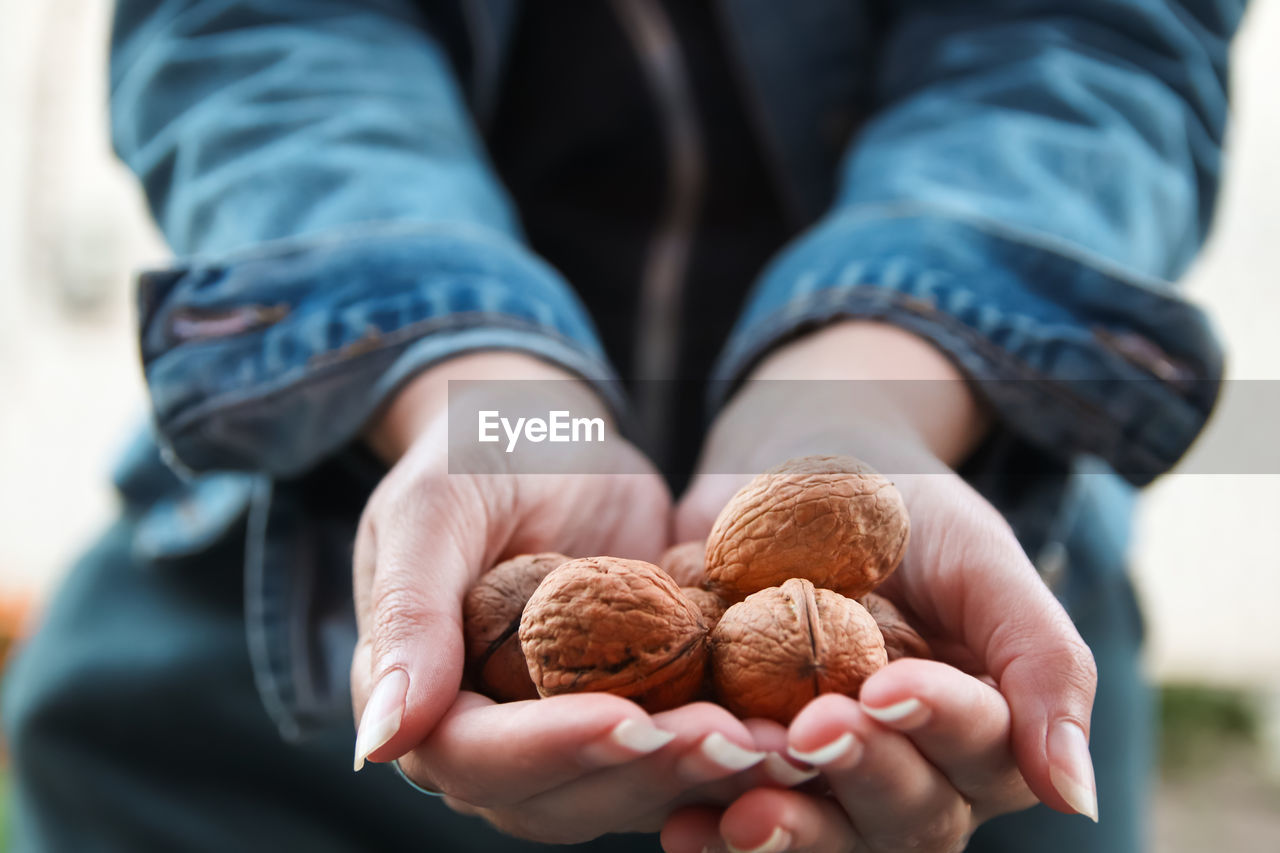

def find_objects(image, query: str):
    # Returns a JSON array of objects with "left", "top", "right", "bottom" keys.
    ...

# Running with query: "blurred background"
[{"left": 1, "top": 1, "right": 1277, "bottom": 848}]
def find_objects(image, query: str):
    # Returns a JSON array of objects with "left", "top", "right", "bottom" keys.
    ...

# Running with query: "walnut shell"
[
  {"left": 711, "top": 578, "right": 887, "bottom": 723},
  {"left": 705, "top": 455, "right": 909, "bottom": 600},
  {"left": 860, "top": 593, "right": 932, "bottom": 662},
  {"left": 520, "top": 557, "right": 709, "bottom": 712},
  {"left": 682, "top": 587, "right": 728, "bottom": 626},
  {"left": 464, "top": 553, "right": 569, "bottom": 701},
  {"left": 659, "top": 540, "right": 708, "bottom": 587}
]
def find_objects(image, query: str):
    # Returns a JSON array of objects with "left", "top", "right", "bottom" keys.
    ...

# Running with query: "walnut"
[
  {"left": 710, "top": 578, "right": 887, "bottom": 723},
  {"left": 463, "top": 552, "right": 569, "bottom": 701},
  {"left": 859, "top": 593, "right": 932, "bottom": 662},
  {"left": 682, "top": 586, "right": 728, "bottom": 626},
  {"left": 519, "top": 557, "right": 709, "bottom": 712},
  {"left": 659, "top": 540, "right": 708, "bottom": 587},
  {"left": 705, "top": 455, "right": 909, "bottom": 601}
]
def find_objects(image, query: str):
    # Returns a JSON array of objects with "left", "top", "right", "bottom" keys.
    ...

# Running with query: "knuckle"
[
  {"left": 1070, "top": 640, "right": 1100, "bottom": 687},
  {"left": 1039, "top": 637, "right": 1099, "bottom": 703},
  {"left": 1003, "top": 644, "right": 1098, "bottom": 706},
  {"left": 369, "top": 585, "right": 436, "bottom": 656},
  {"left": 991, "top": 614, "right": 1098, "bottom": 698}
]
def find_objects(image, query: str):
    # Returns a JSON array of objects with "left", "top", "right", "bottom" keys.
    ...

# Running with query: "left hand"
[
  {"left": 660, "top": 323, "right": 1099, "bottom": 852},
  {"left": 354, "top": 353, "right": 779, "bottom": 843}
]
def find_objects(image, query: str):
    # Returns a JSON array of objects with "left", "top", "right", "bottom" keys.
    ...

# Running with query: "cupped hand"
[
  {"left": 665, "top": 323, "right": 1100, "bottom": 851},
  {"left": 661, "top": 653, "right": 1038, "bottom": 853},
  {"left": 350, "top": 353, "right": 771, "bottom": 842}
]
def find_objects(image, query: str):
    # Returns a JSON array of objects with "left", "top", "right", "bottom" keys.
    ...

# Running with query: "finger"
[
  {"left": 352, "top": 474, "right": 507, "bottom": 768},
  {"left": 741, "top": 718, "right": 822, "bottom": 789},
  {"left": 899, "top": 481, "right": 1100, "bottom": 822},
  {"left": 993, "top": 608, "right": 1099, "bottom": 822},
  {"left": 719, "top": 788, "right": 858, "bottom": 853},
  {"left": 858, "top": 659, "right": 1036, "bottom": 817},
  {"left": 352, "top": 512, "right": 377, "bottom": 636},
  {"left": 459, "top": 703, "right": 767, "bottom": 844},
  {"left": 395, "top": 692, "right": 677, "bottom": 806},
  {"left": 788, "top": 694, "right": 973, "bottom": 852},
  {"left": 661, "top": 806, "right": 724, "bottom": 853},
  {"left": 450, "top": 701, "right": 762, "bottom": 840}
]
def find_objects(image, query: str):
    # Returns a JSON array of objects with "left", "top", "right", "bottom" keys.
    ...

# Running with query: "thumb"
[
  {"left": 905, "top": 475, "right": 1100, "bottom": 822},
  {"left": 968, "top": 545, "right": 1100, "bottom": 821},
  {"left": 351, "top": 476, "right": 500, "bottom": 770}
]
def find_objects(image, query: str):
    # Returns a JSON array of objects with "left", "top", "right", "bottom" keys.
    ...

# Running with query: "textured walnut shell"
[
  {"left": 520, "top": 557, "right": 709, "bottom": 712},
  {"left": 705, "top": 455, "right": 909, "bottom": 600},
  {"left": 660, "top": 541, "right": 708, "bottom": 587},
  {"left": 464, "top": 553, "right": 569, "bottom": 701},
  {"left": 859, "top": 593, "right": 932, "bottom": 662},
  {"left": 711, "top": 578, "right": 887, "bottom": 723},
  {"left": 682, "top": 587, "right": 728, "bottom": 626}
]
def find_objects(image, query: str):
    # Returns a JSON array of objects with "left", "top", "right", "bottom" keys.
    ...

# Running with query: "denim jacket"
[{"left": 109, "top": 0, "right": 1243, "bottom": 739}]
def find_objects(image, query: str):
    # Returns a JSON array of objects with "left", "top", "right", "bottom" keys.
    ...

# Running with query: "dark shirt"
[{"left": 488, "top": 0, "right": 792, "bottom": 478}]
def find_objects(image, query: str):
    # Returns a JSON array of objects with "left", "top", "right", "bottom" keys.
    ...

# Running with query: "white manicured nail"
[
  {"left": 701, "top": 732, "right": 766, "bottom": 772},
  {"left": 1048, "top": 720, "right": 1099, "bottom": 822},
  {"left": 787, "top": 731, "right": 858, "bottom": 766},
  {"left": 353, "top": 669, "right": 409, "bottom": 771},
  {"left": 580, "top": 718, "right": 676, "bottom": 766},
  {"left": 863, "top": 697, "right": 926, "bottom": 725},
  {"left": 727, "top": 826, "right": 791, "bottom": 853},
  {"left": 763, "top": 752, "right": 820, "bottom": 786},
  {"left": 610, "top": 719, "right": 677, "bottom": 754}
]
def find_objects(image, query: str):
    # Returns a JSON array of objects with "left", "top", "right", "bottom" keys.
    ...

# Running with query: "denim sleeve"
[
  {"left": 718, "top": 0, "right": 1245, "bottom": 484},
  {"left": 111, "top": 0, "right": 620, "bottom": 476}
]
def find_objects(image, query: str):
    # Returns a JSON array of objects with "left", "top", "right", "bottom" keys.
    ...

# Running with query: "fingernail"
[
  {"left": 611, "top": 718, "right": 678, "bottom": 753},
  {"left": 862, "top": 697, "right": 928, "bottom": 727},
  {"left": 726, "top": 826, "right": 791, "bottom": 853},
  {"left": 763, "top": 752, "right": 820, "bottom": 787},
  {"left": 353, "top": 668, "right": 409, "bottom": 771},
  {"left": 1047, "top": 720, "right": 1099, "bottom": 822},
  {"left": 787, "top": 731, "right": 859, "bottom": 767},
  {"left": 701, "top": 732, "right": 766, "bottom": 772},
  {"left": 581, "top": 719, "right": 677, "bottom": 766}
]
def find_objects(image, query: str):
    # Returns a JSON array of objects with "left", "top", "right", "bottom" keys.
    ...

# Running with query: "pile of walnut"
[{"left": 462, "top": 455, "right": 931, "bottom": 724}]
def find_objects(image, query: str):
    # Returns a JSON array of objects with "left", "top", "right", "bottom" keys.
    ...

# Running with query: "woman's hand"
[
  {"left": 350, "top": 352, "right": 772, "bottom": 842},
  {"left": 662, "top": 661, "right": 1033, "bottom": 852},
  {"left": 664, "top": 323, "right": 1100, "bottom": 852}
]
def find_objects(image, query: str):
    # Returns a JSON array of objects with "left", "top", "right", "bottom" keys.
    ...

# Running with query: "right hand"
[
  {"left": 662, "top": 323, "right": 1098, "bottom": 852},
  {"left": 350, "top": 352, "right": 774, "bottom": 843}
]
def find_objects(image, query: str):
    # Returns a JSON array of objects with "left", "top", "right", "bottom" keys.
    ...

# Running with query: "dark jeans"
[{"left": 3, "top": 475, "right": 1148, "bottom": 851}]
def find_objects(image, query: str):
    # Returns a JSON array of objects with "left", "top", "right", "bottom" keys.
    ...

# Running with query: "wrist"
[
  {"left": 364, "top": 351, "right": 602, "bottom": 465},
  {"left": 742, "top": 321, "right": 991, "bottom": 468}
]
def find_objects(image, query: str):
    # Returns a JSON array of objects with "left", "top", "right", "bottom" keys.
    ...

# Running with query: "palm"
[{"left": 501, "top": 440, "right": 672, "bottom": 564}]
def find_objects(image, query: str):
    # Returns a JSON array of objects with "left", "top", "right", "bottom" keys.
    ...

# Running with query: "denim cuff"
[
  {"left": 138, "top": 222, "right": 622, "bottom": 476},
  {"left": 715, "top": 208, "right": 1223, "bottom": 485}
]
